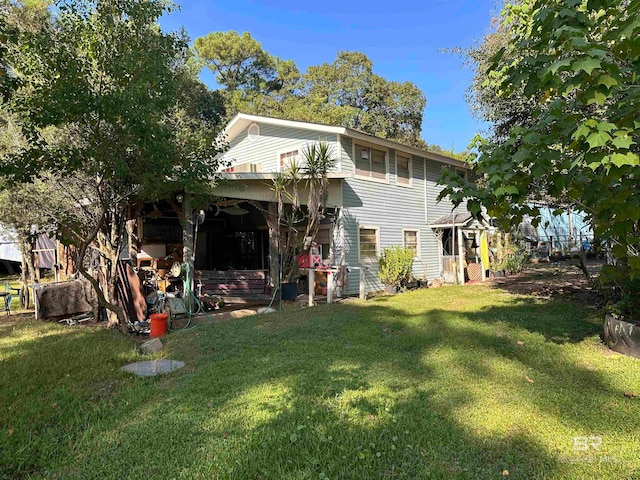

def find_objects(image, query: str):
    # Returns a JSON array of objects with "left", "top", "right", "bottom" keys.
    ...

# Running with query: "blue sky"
[{"left": 160, "top": 0, "right": 496, "bottom": 152}]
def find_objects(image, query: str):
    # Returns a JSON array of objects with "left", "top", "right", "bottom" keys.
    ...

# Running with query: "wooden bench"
[{"left": 196, "top": 270, "right": 270, "bottom": 304}]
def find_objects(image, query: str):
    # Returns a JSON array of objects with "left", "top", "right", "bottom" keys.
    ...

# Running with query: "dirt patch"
[{"left": 490, "top": 259, "right": 603, "bottom": 304}]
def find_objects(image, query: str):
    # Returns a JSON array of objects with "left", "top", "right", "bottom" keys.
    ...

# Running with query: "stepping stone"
[{"left": 121, "top": 359, "right": 185, "bottom": 377}]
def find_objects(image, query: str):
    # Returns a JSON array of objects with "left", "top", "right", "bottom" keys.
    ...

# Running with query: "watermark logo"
[
  {"left": 572, "top": 436, "right": 602, "bottom": 452},
  {"left": 559, "top": 436, "right": 620, "bottom": 464}
]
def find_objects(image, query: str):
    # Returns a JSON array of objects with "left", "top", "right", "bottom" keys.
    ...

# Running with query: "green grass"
[{"left": 2, "top": 284, "right": 640, "bottom": 479}]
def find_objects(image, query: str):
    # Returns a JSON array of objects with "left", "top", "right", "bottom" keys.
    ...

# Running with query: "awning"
[{"left": 430, "top": 212, "right": 490, "bottom": 230}]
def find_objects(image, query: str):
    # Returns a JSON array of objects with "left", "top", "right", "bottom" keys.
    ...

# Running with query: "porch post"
[
  {"left": 308, "top": 269, "right": 315, "bottom": 307},
  {"left": 480, "top": 230, "right": 487, "bottom": 282},
  {"left": 182, "top": 193, "right": 195, "bottom": 308},
  {"left": 435, "top": 230, "right": 444, "bottom": 279},
  {"left": 457, "top": 226, "right": 465, "bottom": 284}
]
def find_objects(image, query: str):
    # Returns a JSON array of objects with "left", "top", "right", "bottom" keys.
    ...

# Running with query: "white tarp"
[{"left": 0, "top": 229, "right": 21, "bottom": 263}]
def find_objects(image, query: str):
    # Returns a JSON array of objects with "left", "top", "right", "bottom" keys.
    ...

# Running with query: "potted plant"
[
  {"left": 377, "top": 246, "right": 415, "bottom": 293},
  {"left": 272, "top": 142, "right": 336, "bottom": 300}
]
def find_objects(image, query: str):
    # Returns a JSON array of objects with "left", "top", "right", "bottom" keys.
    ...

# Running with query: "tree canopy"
[
  {"left": 441, "top": 0, "right": 640, "bottom": 275},
  {"left": 1, "top": 0, "right": 227, "bottom": 327},
  {"left": 194, "top": 31, "right": 443, "bottom": 150}
]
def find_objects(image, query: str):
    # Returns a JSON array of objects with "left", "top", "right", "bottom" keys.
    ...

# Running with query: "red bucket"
[{"left": 149, "top": 313, "right": 168, "bottom": 337}]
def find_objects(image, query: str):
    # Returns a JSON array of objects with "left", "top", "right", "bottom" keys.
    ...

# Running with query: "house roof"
[{"left": 223, "top": 113, "right": 469, "bottom": 169}]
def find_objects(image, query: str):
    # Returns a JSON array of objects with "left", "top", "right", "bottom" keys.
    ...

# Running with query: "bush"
[
  {"left": 378, "top": 246, "right": 415, "bottom": 288},
  {"left": 496, "top": 240, "right": 530, "bottom": 275}
]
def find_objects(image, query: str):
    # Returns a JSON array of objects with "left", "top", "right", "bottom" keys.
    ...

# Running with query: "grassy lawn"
[{"left": 2, "top": 284, "right": 640, "bottom": 479}]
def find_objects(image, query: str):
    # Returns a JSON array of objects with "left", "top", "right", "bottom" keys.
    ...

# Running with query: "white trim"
[
  {"left": 403, "top": 228, "right": 421, "bottom": 259},
  {"left": 218, "top": 172, "right": 347, "bottom": 181},
  {"left": 358, "top": 225, "right": 380, "bottom": 263},
  {"left": 353, "top": 141, "right": 389, "bottom": 183},
  {"left": 396, "top": 151, "right": 413, "bottom": 187}
]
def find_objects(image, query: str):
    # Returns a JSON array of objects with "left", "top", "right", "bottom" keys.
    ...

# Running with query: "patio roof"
[{"left": 430, "top": 212, "right": 489, "bottom": 229}]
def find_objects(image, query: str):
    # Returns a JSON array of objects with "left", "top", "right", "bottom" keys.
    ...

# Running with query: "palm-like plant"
[{"left": 270, "top": 142, "right": 336, "bottom": 285}]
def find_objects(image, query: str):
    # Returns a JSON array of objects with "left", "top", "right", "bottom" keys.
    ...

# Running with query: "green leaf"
[
  {"left": 586, "top": 131, "right": 612, "bottom": 149},
  {"left": 612, "top": 135, "right": 634, "bottom": 150},
  {"left": 587, "top": 90, "right": 607, "bottom": 106},
  {"left": 570, "top": 37, "right": 589, "bottom": 48},
  {"left": 512, "top": 149, "right": 531, "bottom": 163},
  {"left": 572, "top": 57, "right": 602, "bottom": 75},
  {"left": 597, "top": 74, "right": 618, "bottom": 89},
  {"left": 572, "top": 123, "right": 591, "bottom": 140},
  {"left": 549, "top": 58, "right": 573, "bottom": 74},
  {"left": 629, "top": 256, "right": 640, "bottom": 279},
  {"left": 610, "top": 152, "right": 639, "bottom": 167},
  {"left": 598, "top": 122, "right": 616, "bottom": 133},
  {"left": 495, "top": 185, "right": 519, "bottom": 197},
  {"left": 587, "top": 48, "right": 608, "bottom": 58}
]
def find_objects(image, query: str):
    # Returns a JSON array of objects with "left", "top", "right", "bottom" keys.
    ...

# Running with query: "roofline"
[
  {"left": 224, "top": 113, "right": 469, "bottom": 169},
  {"left": 224, "top": 112, "right": 346, "bottom": 137}
]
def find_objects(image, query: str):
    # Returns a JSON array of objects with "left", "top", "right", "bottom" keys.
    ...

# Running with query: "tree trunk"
[
  {"left": 18, "top": 235, "right": 30, "bottom": 308},
  {"left": 266, "top": 202, "right": 280, "bottom": 288}
]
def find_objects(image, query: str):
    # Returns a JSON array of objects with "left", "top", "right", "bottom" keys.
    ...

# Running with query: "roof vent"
[{"left": 247, "top": 123, "right": 260, "bottom": 141}]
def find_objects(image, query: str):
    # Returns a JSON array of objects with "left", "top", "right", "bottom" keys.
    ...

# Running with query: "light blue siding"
[
  {"left": 224, "top": 123, "right": 339, "bottom": 172},
  {"left": 223, "top": 120, "right": 469, "bottom": 296},
  {"left": 338, "top": 149, "right": 431, "bottom": 295}
]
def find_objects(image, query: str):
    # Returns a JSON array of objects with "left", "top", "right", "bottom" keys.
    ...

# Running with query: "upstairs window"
[
  {"left": 355, "top": 144, "right": 387, "bottom": 181},
  {"left": 279, "top": 149, "right": 299, "bottom": 171},
  {"left": 397, "top": 153, "right": 412, "bottom": 186}
]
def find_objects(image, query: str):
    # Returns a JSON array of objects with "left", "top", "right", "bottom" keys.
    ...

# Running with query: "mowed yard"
[{"left": 2, "top": 282, "right": 640, "bottom": 479}]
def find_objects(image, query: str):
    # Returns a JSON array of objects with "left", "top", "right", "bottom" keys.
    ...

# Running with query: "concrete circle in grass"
[{"left": 121, "top": 359, "right": 185, "bottom": 377}]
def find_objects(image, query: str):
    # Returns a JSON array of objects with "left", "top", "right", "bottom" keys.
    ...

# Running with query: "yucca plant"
[{"left": 270, "top": 142, "right": 336, "bottom": 285}]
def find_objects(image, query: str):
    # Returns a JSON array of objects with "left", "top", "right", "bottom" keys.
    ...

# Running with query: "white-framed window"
[
  {"left": 278, "top": 148, "right": 300, "bottom": 171},
  {"left": 355, "top": 144, "right": 388, "bottom": 181},
  {"left": 358, "top": 226, "right": 379, "bottom": 262},
  {"left": 455, "top": 167, "right": 467, "bottom": 180},
  {"left": 403, "top": 229, "right": 420, "bottom": 258},
  {"left": 396, "top": 153, "right": 412, "bottom": 186}
]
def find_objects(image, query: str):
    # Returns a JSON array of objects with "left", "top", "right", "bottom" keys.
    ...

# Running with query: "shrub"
[
  {"left": 496, "top": 240, "right": 530, "bottom": 275},
  {"left": 378, "top": 246, "right": 415, "bottom": 288}
]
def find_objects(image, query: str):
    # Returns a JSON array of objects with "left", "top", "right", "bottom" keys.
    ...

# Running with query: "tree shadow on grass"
[{"left": 3, "top": 293, "right": 639, "bottom": 479}]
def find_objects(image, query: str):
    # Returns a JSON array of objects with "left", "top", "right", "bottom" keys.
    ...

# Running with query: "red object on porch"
[
  {"left": 297, "top": 254, "right": 322, "bottom": 268},
  {"left": 149, "top": 313, "right": 168, "bottom": 337}
]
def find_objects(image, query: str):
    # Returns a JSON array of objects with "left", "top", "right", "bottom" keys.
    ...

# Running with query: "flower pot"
[
  {"left": 603, "top": 314, "right": 640, "bottom": 359},
  {"left": 281, "top": 282, "right": 299, "bottom": 301}
]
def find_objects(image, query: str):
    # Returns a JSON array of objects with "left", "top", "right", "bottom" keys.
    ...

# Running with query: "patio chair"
[{"left": 0, "top": 282, "right": 21, "bottom": 317}]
